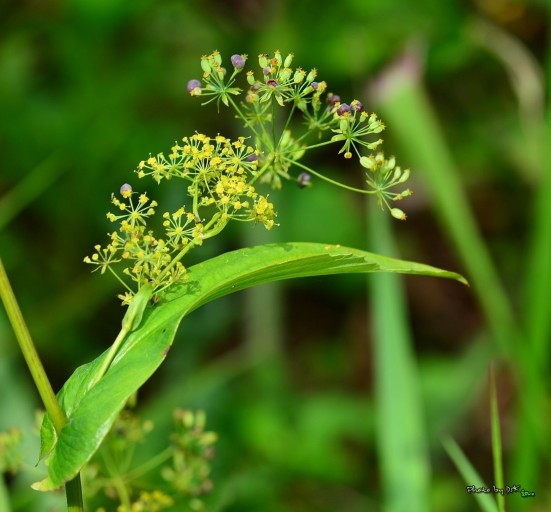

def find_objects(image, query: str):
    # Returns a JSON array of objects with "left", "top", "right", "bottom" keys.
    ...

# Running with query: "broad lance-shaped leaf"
[{"left": 34, "top": 242, "right": 467, "bottom": 490}]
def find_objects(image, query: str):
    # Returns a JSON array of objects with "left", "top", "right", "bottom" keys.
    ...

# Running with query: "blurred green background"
[{"left": 1, "top": 0, "right": 550, "bottom": 511}]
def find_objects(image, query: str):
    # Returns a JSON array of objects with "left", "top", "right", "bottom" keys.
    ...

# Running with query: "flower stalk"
[{"left": 0, "top": 258, "right": 84, "bottom": 510}]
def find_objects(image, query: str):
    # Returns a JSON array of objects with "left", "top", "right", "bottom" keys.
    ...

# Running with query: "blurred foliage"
[{"left": 1, "top": 0, "right": 549, "bottom": 510}]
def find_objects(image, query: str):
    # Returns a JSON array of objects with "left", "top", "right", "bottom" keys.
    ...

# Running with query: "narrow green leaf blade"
[
  {"left": 443, "top": 436, "right": 499, "bottom": 512},
  {"left": 36, "top": 242, "right": 466, "bottom": 489}
]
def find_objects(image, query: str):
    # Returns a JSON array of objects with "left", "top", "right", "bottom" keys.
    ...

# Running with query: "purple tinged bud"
[
  {"left": 250, "top": 84, "right": 260, "bottom": 92},
  {"left": 245, "top": 153, "right": 259, "bottom": 162},
  {"left": 120, "top": 183, "right": 133, "bottom": 197},
  {"left": 351, "top": 100, "right": 364, "bottom": 113},
  {"left": 267, "top": 79, "right": 278, "bottom": 88},
  {"left": 326, "top": 93, "right": 340, "bottom": 106},
  {"left": 297, "top": 172, "right": 312, "bottom": 189},
  {"left": 186, "top": 79, "right": 202, "bottom": 94},
  {"left": 231, "top": 54, "right": 246, "bottom": 69},
  {"left": 311, "top": 81, "right": 319, "bottom": 90},
  {"left": 337, "top": 103, "right": 351, "bottom": 116},
  {"left": 263, "top": 66, "right": 272, "bottom": 75}
]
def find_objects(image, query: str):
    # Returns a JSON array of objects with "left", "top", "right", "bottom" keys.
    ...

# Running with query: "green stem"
[
  {"left": 0, "top": 258, "right": 66, "bottom": 432},
  {"left": 123, "top": 447, "right": 173, "bottom": 482},
  {"left": 66, "top": 474, "right": 84, "bottom": 512},
  {"left": 0, "top": 258, "right": 84, "bottom": 510},
  {"left": 89, "top": 326, "right": 130, "bottom": 388},
  {"left": 275, "top": 103, "right": 296, "bottom": 152},
  {"left": 227, "top": 96, "right": 263, "bottom": 140},
  {"left": 156, "top": 212, "right": 224, "bottom": 285},
  {"left": 0, "top": 474, "right": 11, "bottom": 512},
  {"left": 285, "top": 158, "right": 376, "bottom": 195},
  {"left": 299, "top": 139, "right": 338, "bottom": 152}
]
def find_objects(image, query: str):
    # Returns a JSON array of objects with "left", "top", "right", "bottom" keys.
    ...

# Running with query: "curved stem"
[{"left": 285, "top": 158, "right": 376, "bottom": 195}]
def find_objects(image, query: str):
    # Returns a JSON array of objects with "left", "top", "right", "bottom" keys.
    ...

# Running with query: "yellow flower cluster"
[
  {"left": 85, "top": 134, "right": 277, "bottom": 302},
  {"left": 137, "top": 133, "right": 258, "bottom": 184},
  {"left": 84, "top": 186, "right": 186, "bottom": 302}
]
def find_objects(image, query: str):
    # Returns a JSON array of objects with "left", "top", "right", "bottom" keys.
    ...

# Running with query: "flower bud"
[
  {"left": 231, "top": 54, "right": 246, "bottom": 70},
  {"left": 337, "top": 103, "right": 351, "bottom": 116},
  {"left": 297, "top": 171, "right": 312, "bottom": 188},
  {"left": 186, "top": 79, "right": 202, "bottom": 95},
  {"left": 262, "top": 66, "right": 272, "bottom": 75},
  {"left": 120, "top": 183, "right": 133, "bottom": 198},
  {"left": 273, "top": 50, "right": 282, "bottom": 66},
  {"left": 350, "top": 100, "right": 364, "bottom": 113},
  {"left": 326, "top": 93, "right": 340, "bottom": 106}
]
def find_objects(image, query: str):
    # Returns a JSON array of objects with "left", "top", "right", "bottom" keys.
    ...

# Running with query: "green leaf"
[
  {"left": 442, "top": 436, "right": 499, "bottom": 512},
  {"left": 35, "top": 242, "right": 466, "bottom": 490}
]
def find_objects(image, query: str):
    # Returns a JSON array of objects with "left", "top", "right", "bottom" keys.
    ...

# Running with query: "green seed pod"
[
  {"left": 391, "top": 208, "right": 407, "bottom": 220},
  {"left": 284, "top": 53, "right": 294, "bottom": 68},
  {"left": 360, "top": 156, "right": 374, "bottom": 170},
  {"left": 279, "top": 67, "right": 292, "bottom": 81},
  {"left": 339, "top": 118, "right": 349, "bottom": 133},
  {"left": 201, "top": 58, "right": 211, "bottom": 74},
  {"left": 259, "top": 53, "right": 269, "bottom": 68},
  {"left": 306, "top": 69, "right": 317, "bottom": 82},
  {"left": 293, "top": 69, "right": 305, "bottom": 83},
  {"left": 399, "top": 169, "right": 410, "bottom": 183}
]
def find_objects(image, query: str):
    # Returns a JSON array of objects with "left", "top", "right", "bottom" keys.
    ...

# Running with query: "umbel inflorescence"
[{"left": 85, "top": 50, "right": 411, "bottom": 303}]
